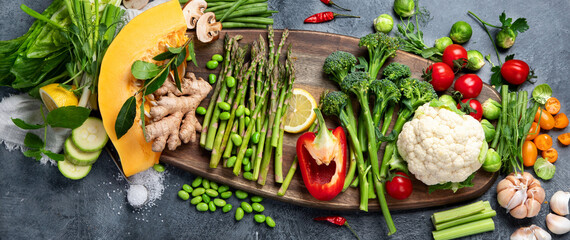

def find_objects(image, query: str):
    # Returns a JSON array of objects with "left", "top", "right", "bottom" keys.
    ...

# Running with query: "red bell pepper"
[{"left": 296, "top": 108, "right": 347, "bottom": 201}]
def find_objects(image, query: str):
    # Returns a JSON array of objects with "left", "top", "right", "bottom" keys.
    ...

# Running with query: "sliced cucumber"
[
  {"left": 58, "top": 157, "right": 91, "bottom": 180},
  {"left": 64, "top": 138, "right": 100, "bottom": 166},
  {"left": 71, "top": 117, "right": 108, "bottom": 152}
]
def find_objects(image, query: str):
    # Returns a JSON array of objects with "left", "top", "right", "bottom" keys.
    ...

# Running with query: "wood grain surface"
[{"left": 160, "top": 29, "right": 499, "bottom": 211}]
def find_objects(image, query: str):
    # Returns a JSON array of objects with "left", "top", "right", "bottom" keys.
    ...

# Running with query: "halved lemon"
[
  {"left": 284, "top": 88, "right": 317, "bottom": 133},
  {"left": 39, "top": 84, "right": 78, "bottom": 111}
]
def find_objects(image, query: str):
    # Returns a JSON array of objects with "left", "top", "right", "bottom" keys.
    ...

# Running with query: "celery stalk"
[
  {"left": 431, "top": 201, "right": 485, "bottom": 225},
  {"left": 434, "top": 210, "right": 496, "bottom": 231},
  {"left": 432, "top": 218, "right": 495, "bottom": 240}
]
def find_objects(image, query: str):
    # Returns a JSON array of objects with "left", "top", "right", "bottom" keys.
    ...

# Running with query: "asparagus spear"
[{"left": 270, "top": 29, "right": 290, "bottom": 147}]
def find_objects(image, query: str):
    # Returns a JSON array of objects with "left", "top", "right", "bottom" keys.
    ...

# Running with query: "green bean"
[
  {"left": 206, "top": 0, "right": 267, "bottom": 12},
  {"left": 231, "top": 133, "right": 243, "bottom": 146},
  {"left": 251, "top": 196, "right": 263, "bottom": 202},
  {"left": 245, "top": 148, "right": 253, "bottom": 158},
  {"left": 212, "top": 3, "right": 268, "bottom": 16},
  {"left": 222, "top": 22, "right": 268, "bottom": 29},
  {"left": 254, "top": 214, "right": 266, "bottom": 223},
  {"left": 219, "top": 112, "right": 230, "bottom": 120},
  {"left": 212, "top": 54, "right": 224, "bottom": 62},
  {"left": 210, "top": 182, "right": 219, "bottom": 190},
  {"left": 206, "top": 189, "right": 219, "bottom": 197},
  {"left": 153, "top": 163, "right": 165, "bottom": 172},
  {"left": 235, "top": 207, "right": 245, "bottom": 221},
  {"left": 252, "top": 202, "right": 264, "bottom": 212},
  {"left": 179, "top": 0, "right": 189, "bottom": 4},
  {"left": 218, "top": 185, "right": 229, "bottom": 193},
  {"left": 218, "top": 102, "right": 231, "bottom": 111},
  {"left": 206, "top": 60, "right": 219, "bottom": 69},
  {"left": 190, "top": 196, "right": 203, "bottom": 205},
  {"left": 221, "top": 191, "right": 233, "bottom": 199},
  {"left": 215, "top": 7, "right": 269, "bottom": 21},
  {"left": 182, "top": 184, "right": 193, "bottom": 193},
  {"left": 266, "top": 216, "right": 275, "bottom": 227},
  {"left": 202, "top": 179, "right": 210, "bottom": 189},
  {"left": 236, "top": 105, "right": 245, "bottom": 117},
  {"left": 213, "top": 198, "right": 226, "bottom": 207},
  {"left": 196, "top": 202, "right": 209, "bottom": 212},
  {"left": 235, "top": 190, "right": 248, "bottom": 199},
  {"left": 208, "top": 74, "right": 217, "bottom": 84},
  {"left": 224, "top": 17, "right": 274, "bottom": 25},
  {"left": 178, "top": 190, "right": 190, "bottom": 201},
  {"left": 202, "top": 194, "right": 211, "bottom": 203},
  {"left": 192, "top": 177, "right": 203, "bottom": 188},
  {"left": 209, "top": 201, "right": 217, "bottom": 212},
  {"left": 223, "top": 204, "right": 233, "bottom": 213},
  {"left": 241, "top": 202, "right": 253, "bottom": 213},
  {"left": 196, "top": 106, "right": 207, "bottom": 115},
  {"left": 226, "top": 156, "right": 237, "bottom": 168},
  {"left": 192, "top": 188, "right": 205, "bottom": 197},
  {"left": 244, "top": 172, "right": 253, "bottom": 180},
  {"left": 218, "top": 0, "right": 248, "bottom": 22}
]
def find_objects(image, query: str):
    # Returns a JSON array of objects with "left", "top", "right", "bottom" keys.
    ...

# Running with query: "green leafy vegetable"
[
  {"left": 115, "top": 96, "right": 137, "bottom": 139},
  {"left": 532, "top": 84, "right": 552, "bottom": 105},
  {"left": 534, "top": 158, "right": 555, "bottom": 180},
  {"left": 429, "top": 173, "right": 476, "bottom": 193},
  {"left": 11, "top": 118, "right": 44, "bottom": 129},
  {"left": 24, "top": 132, "right": 45, "bottom": 149},
  {"left": 131, "top": 60, "right": 162, "bottom": 80},
  {"left": 46, "top": 106, "right": 91, "bottom": 128}
]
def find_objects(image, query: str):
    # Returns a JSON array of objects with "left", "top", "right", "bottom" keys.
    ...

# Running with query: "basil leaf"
[
  {"left": 131, "top": 60, "right": 161, "bottom": 80},
  {"left": 532, "top": 84, "right": 552, "bottom": 105},
  {"left": 12, "top": 118, "right": 44, "bottom": 129},
  {"left": 24, "top": 133, "right": 44, "bottom": 149},
  {"left": 153, "top": 51, "right": 175, "bottom": 61},
  {"left": 144, "top": 65, "right": 170, "bottom": 95},
  {"left": 23, "top": 149, "right": 42, "bottom": 161},
  {"left": 187, "top": 41, "right": 197, "bottom": 67},
  {"left": 46, "top": 106, "right": 90, "bottom": 129},
  {"left": 115, "top": 96, "right": 137, "bottom": 139},
  {"left": 42, "top": 150, "right": 65, "bottom": 161}
]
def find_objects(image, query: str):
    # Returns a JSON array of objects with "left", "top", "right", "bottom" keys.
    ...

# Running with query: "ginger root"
[{"left": 145, "top": 72, "right": 211, "bottom": 152}]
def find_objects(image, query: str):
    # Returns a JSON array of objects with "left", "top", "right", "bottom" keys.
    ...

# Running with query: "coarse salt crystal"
[{"left": 127, "top": 184, "right": 148, "bottom": 208}]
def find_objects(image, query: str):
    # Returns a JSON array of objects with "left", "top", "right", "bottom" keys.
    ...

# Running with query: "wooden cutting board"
[{"left": 161, "top": 29, "right": 499, "bottom": 211}]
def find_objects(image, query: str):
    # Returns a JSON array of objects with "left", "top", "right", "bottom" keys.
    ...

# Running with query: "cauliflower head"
[{"left": 397, "top": 103, "right": 485, "bottom": 185}]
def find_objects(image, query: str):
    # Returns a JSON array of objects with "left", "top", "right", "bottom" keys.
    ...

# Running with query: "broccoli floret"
[
  {"left": 394, "top": 78, "right": 437, "bottom": 132},
  {"left": 341, "top": 72, "right": 370, "bottom": 96},
  {"left": 320, "top": 91, "right": 349, "bottom": 117},
  {"left": 323, "top": 51, "right": 357, "bottom": 84},
  {"left": 358, "top": 32, "right": 400, "bottom": 80},
  {"left": 381, "top": 62, "right": 411, "bottom": 84},
  {"left": 370, "top": 79, "right": 401, "bottom": 126}
]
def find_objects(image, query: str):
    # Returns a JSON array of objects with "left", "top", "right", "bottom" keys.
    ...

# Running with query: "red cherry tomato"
[
  {"left": 442, "top": 44, "right": 468, "bottom": 70},
  {"left": 457, "top": 98, "right": 483, "bottom": 120},
  {"left": 424, "top": 62, "right": 455, "bottom": 91},
  {"left": 501, "top": 59, "right": 530, "bottom": 85},
  {"left": 454, "top": 74, "right": 483, "bottom": 98},
  {"left": 385, "top": 172, "right": 413, "bottom": 200}
]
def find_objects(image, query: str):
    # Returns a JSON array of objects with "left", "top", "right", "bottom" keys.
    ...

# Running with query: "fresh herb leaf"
[
  {"left": 11, "top": 118, "right": 44, "bottom": 129},
  {"left": 24, "top": 133, "right": 44, "bottom": 149},
  {"left": 140, "top": 95, "right": 147, "bottom": 140},
  {"left": 187, "top": 41, "right": 197, "bottom": 67},
  {"left": 505, "top": 54, "right": 515, "bottom": 61},
  {"left": 509, "top": 18, "right": 529, "bottom": 35},
  {"left": 420, "top": 47, "right": 440, "bottom": 59},
  {"left": 131, "top": 60, "right": 161, "bottom": 80},
  {"left": 354, "top": 56, "right": 369, "bottom": 72},
  {"left": 144, "top": 65, "right": 170, "bottom": 96},
  {"left": 23, "top": 149, "right": 42, "bottom": 160},
  {"left": 42, "top": 150, "right": 64, "bottom": 161},
  {"left": 377, "top": 130, "right": 397, "bottom": 143},
  {"left": 172, "top": 63, "right": 182, "bottom": 92},
  {"left": 428, "top": 173, "right": 476, "bottom": 193},
  {"left": 152, "top": 51, "right": 176, "bottom": 61},
  {"left": 46, "top": 106, "right": 90, "bottom": 128},
  {"left": 532, "top": 84, "right": 552, "bottom": 105},
  {"left": 490, "top": 66, "right": 504, "bottom": 87},
  {"left": 168, "top": 46, "right": 184, "bottom": 54},
  {"left": 175, "top": 48, "right": 187, "bottom": 67},
  {"left": 115, "top": 96, "right": 137, "bottom": 139}
]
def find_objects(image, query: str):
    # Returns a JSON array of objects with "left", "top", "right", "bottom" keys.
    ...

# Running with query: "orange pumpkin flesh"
[{"left": 99, "top": 0, "right": 188, "bottom": 177}]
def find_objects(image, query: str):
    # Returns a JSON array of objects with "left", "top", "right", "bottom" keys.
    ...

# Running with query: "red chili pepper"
[
  {"left": 304, "top": 11, "right": 360, "bottom": 24},
  {"left": 296, "top": 109, "right": 347, "bottom": 201},
  {"left": 320, "top": 0, "right": 351, "bottom": 11},
  {"left": 314, "top": 216, "right": 361, "bottom": 240}
]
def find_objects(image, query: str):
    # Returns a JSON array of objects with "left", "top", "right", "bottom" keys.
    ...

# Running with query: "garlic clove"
[
  {"left": 498, "top": 187, "right": 516, "bottom": 208},
  {"left": 546, "top": 213, "right": 570, "bottom": 235},
  {"left": 528, "top": 186, "right": 546, "bottom": 204},
  {"left": 510, "top": 204, "right": 529, "bottom": 219},
  {"left": 507, "top": 189, "right": 528, "bottom": 212},
  {"left": 507, "top": 174, "right": 522, "bottom": 185},
  {"left": 526, "top": 199, "right": 541, "bottom": 218},
  {"left": 550, "top": 191, "right": 570, "bottom": 216},
  {"left": 510, "top": 226, "right": 537, "bottom": 240},
  {"left": 498, "top": 178, "right": 516, "bottom": 193},
  {"left": 530, "top": 225, "right": 551, "bottom": 240}
]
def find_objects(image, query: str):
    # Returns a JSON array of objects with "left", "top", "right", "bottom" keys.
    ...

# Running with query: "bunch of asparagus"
[{"left": 200, "top": 26, "right": 294, "bottom": 188}]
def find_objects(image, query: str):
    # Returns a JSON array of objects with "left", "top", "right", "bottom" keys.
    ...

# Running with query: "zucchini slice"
[
  {"left": 71, "top": 117, "right": 109, "bottom": 152},
  {"left": 58, "top": 157, "right": 92, "bottom": 180},
  {"left": 65, "top": 138, "right": 100, "bottom": 166}
]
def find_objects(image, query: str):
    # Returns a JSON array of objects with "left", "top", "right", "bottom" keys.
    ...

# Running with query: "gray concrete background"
[{"left": 1, "top": 0, "right": 569, "bottom": 239}]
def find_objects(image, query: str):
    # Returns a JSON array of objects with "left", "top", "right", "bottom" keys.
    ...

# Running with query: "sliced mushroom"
[
  {"left": 196, "top": 12, "right": 222, "bottom": 43},
  {"left": 123, "top": 0, "right": 149, "bottom": 10},
  {"left": 182, "top": 0, "right": 207, "bottom": 30}
]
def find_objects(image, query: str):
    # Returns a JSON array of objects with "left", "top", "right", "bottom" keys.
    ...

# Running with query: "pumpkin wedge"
[{"left": 99, "top": 0, "right": 188, "bottom": 177}]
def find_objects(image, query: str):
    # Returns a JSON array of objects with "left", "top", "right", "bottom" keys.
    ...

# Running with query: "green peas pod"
[
  {"left": 244, "top": 116, "right": 251, "bottom": 127},
  {"left": 242, "top": 157, "right": 250, "bottom": 165},
  {"left": 244, "top": 108, "right": 251, "bottom": 116},
  {"left": 178, "top": 190, "right": 190, "bottom": 201}
]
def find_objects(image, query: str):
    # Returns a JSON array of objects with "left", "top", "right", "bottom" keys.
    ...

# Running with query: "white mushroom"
[
  {"left": 182, "top": 0, "right": 207, "bottom": 30},
  {"left": 196, "top": 12, "right": 222, "bottom": 43},
  {"left": 123, "top": 0, "right": 149, "bottom": 10}
]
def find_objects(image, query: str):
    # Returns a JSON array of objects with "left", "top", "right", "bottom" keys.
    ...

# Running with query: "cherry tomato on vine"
[
  {"left": 501, "top": 59, "right": 530, "bottom": 85},
  {"left": 442, "top": 44, "right": 468, "bottom": 70},
  {"left": 385, "top": 172, "right": 413, "bottom": 200},
  {"left": 457, "top": 98, "right": 483, "bottom": 121},
  {"left": 454, "top": 74, "right": 483, "bottom": 99},
  {"left": 424, "top": 62, "right": 455, "bottom": 91}
]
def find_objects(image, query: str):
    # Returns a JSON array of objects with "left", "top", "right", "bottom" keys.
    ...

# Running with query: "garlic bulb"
[
  {"left": 550, "top": 191, "right": 570, "bottom": 216},
  {"left": 510, "top": 225, "right": 551, "bottom": 240},
  {"left": 546, "top": 213, "right": 570, "bottom": 235},
  {"left": 497, "top": 172, "right": 545, "bottom": 219}
]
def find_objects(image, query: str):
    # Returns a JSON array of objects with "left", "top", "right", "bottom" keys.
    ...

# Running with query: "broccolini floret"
[
  {"left": 394, "top": 78, "right": 437, "bottom": 131},
  {"left": 381, "top": 62, "right": 411, "bottom": 84},
  {"left": 323, "top": 51, "right": 357, "bottom": 84},
  {"left": 358, "top": 32, "right": 400, "bottom": 80},
  {"left": 370, "top": 79, "right": 401, "bottom": 126}
]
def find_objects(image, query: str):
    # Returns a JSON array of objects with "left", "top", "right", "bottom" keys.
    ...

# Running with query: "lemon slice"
[
  {"left": 39, "top": 84, "right": 78, "bottom": 111},
  {"left": 284, "top": 88, "right": 317, "bottom": 133}
]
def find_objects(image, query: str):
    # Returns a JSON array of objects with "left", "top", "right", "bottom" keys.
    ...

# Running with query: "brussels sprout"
[
  {"left": 393, "top": 0, "right": 415, "bottom": 18},
  {"left": 480, "top": 119, "right": 496, "bottom": 142},
  {"left": 482, "top": 99, "right": 501, "bottom": 120},
  {"left": 374, "top": 14, "right": 394, "bottom": 33},
  {"left": 434, "top": 37, "right": 453, "bottom": 53},
  {"left": 466, "top": 50, "right": 485, "bottom": 71},
  {"left": 496, "top": 28, "right": 516, "bottom": 49},
  {"left": 534, "top": 158, "right": 556, "bottom": 180},
  {"left": 439, "top": 95, "right": 457, "bottom": 109},
  {"left": 482, "top": 149, "right": 501, "bottom": 172},
  {"left": 449, "top": 21, "right": 473, "bottom": 44}
]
